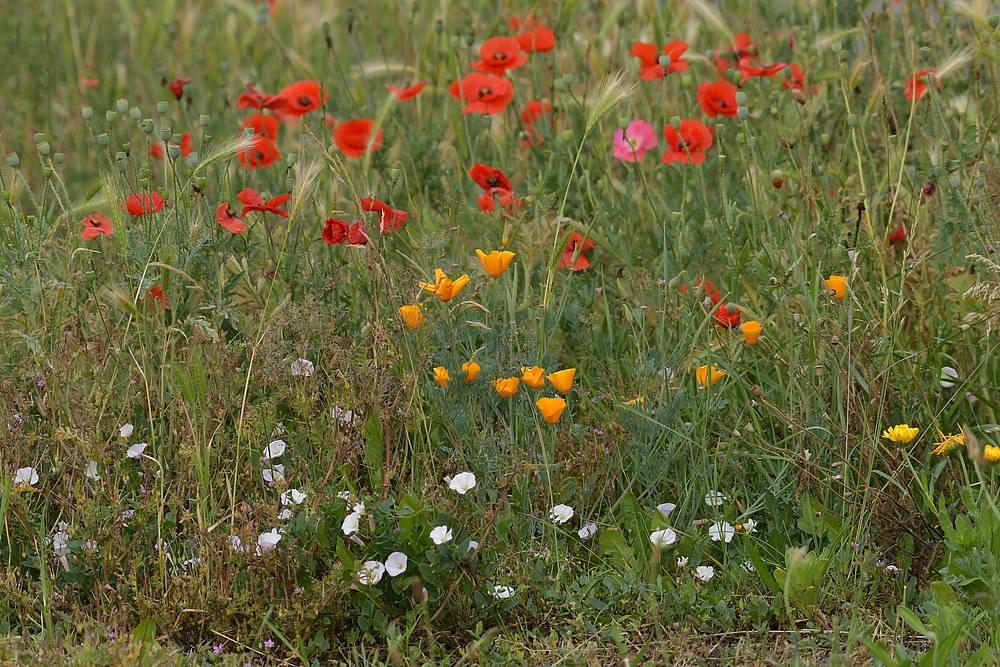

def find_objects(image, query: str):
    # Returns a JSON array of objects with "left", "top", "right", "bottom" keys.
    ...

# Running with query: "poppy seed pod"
[
  {"left": 116, "top": 99, "right": 129, "bottom": 114},
  {"left": 156, "top": 101, "right": 168, "bottom": 115},
  {"left": 141, "top": 119, "right": 154, "bottom": 134},
  {"left": 115, "top": 152, "right": 127, "bottom": 171},
  {"left": 657, "top": 54, "right": 672, "bottom": 69},
  {"left": 81, "top": 106, "right": 94, "bottom": 120},
  {"left": 989, "top": 15, "right": 999, "bottom": 29},
  {"left": 129, "top": 106, "right": 141, "bottom": 121},
  {"left": 285, "top": 152, "right": 298, "bottom": 167},
  {"left": 36, "top": 142, "right": 50, "bottom": 157},
  {"left": 847, "top": 114, "right": 858, "bottom": 127},
  {"left": 96, "top": 133, "right": 110, "bottom": 147},
  {"left": 831, "top": 42, "right": 841, "bottom": 53},
  {"left": 681, "top": 73, "right": 692, "bottom": 87},
  {"left": 434, "top": 19, "right": 443, "bottom": 33},
  {"left": 33, "top": 133, "right": 45, "bottom": 144},
  {"left": 188, "top": 153, "right": 199, "bottom": 167},
  {"left": 159, "top": 127, "right": 172, "bottom": 141},
  {"left": 53, "top": 153, "right": 64, "bottom": 164},
  {"left": 167, "top": 144, "right": 180, "bottom": 159},
  {"left": 199, "top": 114, "right": 210, "bottom": 127},
  {"left": 771, "top": 169, "right": 784, "bottom": 189},
  {"left": 920, "top": 46, "right": 931, "bottom": 60},
  {"left": 122, "top": 142, "right": 131, "bottom": 153},
  {"left": 737, "top": 106, "right": 748, "bottom": 121},
  {"left": 562, "top": 73, "right": 573, "bottom": 85},
  {"left": 735, "top": 91, "right": 747, "bottom": 106},
  {"left": 106, "top": 111, "right": 118, "bottom": 123}
]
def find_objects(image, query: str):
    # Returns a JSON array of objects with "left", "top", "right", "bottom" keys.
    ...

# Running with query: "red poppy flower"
[
  {"left": 469, "top": 163, "right": 512, "bottom": 191},
  {"left": 166, "top": 77, "right": 191, "bottom": 101},
  {"left": 477, "top": 187, "right": 520, "bottom": 213},
  {"left": 472, "top": 36, "right": 529, "bottom": 75},
  {"left": 235, "top": 84, "right": 287, "bottom": 111},
  {"left": 693, "top": 279, "right": 722, "bottom": 304},
  {"left": 81, "top": 214, "right": 113, "bottom": 240},
  {"left": 242, "top": 114, "right": 280, "bottom": 140},
  {"left": 697, "top": 80, "right": 739, "bottom": 117},
  {"left": 81, "top": 77, "right": 100, "bottom": 88},
  {"left": 520, "top": 100, "right": 554, "bottom": 146},
  {"left": 558, "top": 232, "right": 597, "bottom": 271},
  {"left": 736, "top": 58, "right": 786, "bottom": 85},
  {"left": 905, "top": 69, "right": 938, "bottom": 102},
  {"left": 888, "top": 224, "right": 906, "bottom": 244},
  {"left": 333, "top": 119, "right": 384, "bottom": 158},
  {"left": 216, "top": 202, "right": 247, "bottom": 233},
  {"left": 347, "top": 221, "right": 369, "bottom": 245},
  {"left": 150, "top": 132, "right": 194, "bottom": 159},
  {"left": 237, "top": 188, "right": 290, "bottom": 219},
  {"left": 460, "top": 73, "right": 515, "bottom": 115},
  {"left": 238, "top": 114, "right": 280, "bottom": 168},
  {"left": 922, "top": 181, "right": 936, "bottom": 198},
  {"left": 386, "top": 81, "right": 427, "bottom": 101},
  {"left": 322, "top": 217, "right": 350, "bottom": 244},
  {"left": 662, "top": 120, "right": 714, "bottom": 165},
  {"left": 517, "top": 27, "right": 555, "bottom": 52},
  {"left": 448, "top": 80, "right": 466, "bottom": 102},
  {"left": 359, "top": 198, "right": 408, "bottom": 234},
  {"left": 125, "top": 192, "right": 165, "bottom": 216},
  {"left": 631, "top": 41, "right": 688, "bottom": 81},
  {"left": 733, "top": 33, "right": 756, "bottom": 59},
  {"left": 714, "top": 302, "right": 741, "bottom": 328},
  {"left": 782, "top": 64, "right": 806, "bottom": 91},
  {"left": 143, "top": 284, "right": 171, "bottom": 309},
  {"left": 274, "top": 80, "right": 328, "bottom": 121},
  {"left": 712, "top": 50, "right": 731, "bottom": 78}
]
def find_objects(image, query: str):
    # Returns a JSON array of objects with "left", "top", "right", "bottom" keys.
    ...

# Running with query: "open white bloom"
[
  {"left": 578, "top": 521, "right": 598, "bottom": 539},
  {"left": 256, "top": 529, "right": 282, "bottom": 554},
  {"left": 126, "top": 443, "right": 149, "bottom": 459},
  {"left": 449, "top": 472, "right": 477, "bottom": 495},
  {"left": 353, "top": 501, "right": 366, "bottom": 516},
  {"left": 803, "top": 449, "right": 812, "bottom": 461},
  {"left": 358, "top": 560, "right": 386, "bottom": 585},
  {"left": 708, "top": 521, "right": 735, "bottom": 543},
  {"left": 742, "top": 518, "right": 757, "bottom": 535},
  {"left": 119, "top": 423, "right": 134, "bottom": 438},
  {"left": 677, "top": 556, "right": 689, "bottom": 568},
  {"left": 704, "top": 490, "right": 725, "bottom": 507},
  {"left": 290, "top": 358, "right": 314, "bottom": 377},
  {"left": 229, "top": 535, "right": 249, "bottom": 554},
  {"left": 549, "top": 504, "right": 574, "bottom": 524},
  {"left": 14, "top": 467, "right": 39, "bottom": 487},
  {"left": 84, "top": 460, "right": 100, "bottom": 481},
  {"left": 263, "top": 439, "right": 286, "bottom": 460},
  {"left": 52, "top": 531, "right": 70, "bottom": 557},
  {"left": 83, "top": 539, "right": 98, "bottom": 553},
  {"left": 694, "top": 565, "right": 715, "bottom": 582},
  {"left": 492, "top": 585, "right": 514, "bottom": 599},
  {"left": 342, "top": 511, "right": 361, "bottom": 536},
  {"left": 385, "top": 551, "right": 408, "bottom": 577},
  {"left": 280, "top": 488, "right": 307, "bottom": 506},
  {"left": 332, "top": 407, "right": 356, "bottom": 426},
  {"left": 885, "top": 564, "right": 899, "bottom": 573},
  {"left": 277, "top": 509, "right": 293, "bottom": 521},
  {"left": 467, "top": 540, "right": 480, "bottom": 555},
  {"left": 940, "top": 366, "right": 959, "bottom": 388},
  {"left": 261, "top": 464, "right": 285, "bottom": 484},
  {"left": 657, "top": 502, "right": 676, "bottom": 519},
  {"left": 430, "top": 525, "right": 453, "bottom": 545},
  {"left": 650, "top": 528, "right": 677, "bottom": 548}
]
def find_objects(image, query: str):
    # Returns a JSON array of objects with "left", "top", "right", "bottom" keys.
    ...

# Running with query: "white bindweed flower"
[
  {"left": 449, "top": 472, "right": 477, "bottom": 495},
  {"left": 290, "top": 358, "right": 314, "bottom": 377},
  {"left": 83, "top": 539, "right": 98, "bottom": 553},
  {"left": 742, "top": 518, "right": 757, "bottom": 535},
  {"left": 677, "top": 556, "right": 689, "bottom": 568},
  {"left": 650, "top": 528, "right": 677, "bottom": 548},
  {"left": 332, "top": 407, "right": 356, "bottom": 426},
  {"left": 119, "top": 423, "right": 134, "bottom": 438},
  {"left": 385, "top": 552, "right": 408, "bottom": 577},
  {"left": 708, "top": 521, "right": 735, "bottom": 543},
  {"left": 84, "top": 460, "right": 100, "bottom": 481},
  {"left": 342, "top": 511, "right": 361, "bottom": 536},
  {"left": 656, "top": 502, "right": 676, "bottom": 519},
  {"left": 430, "top": 525, "right": 453, "bottom": 545},
  {"left": 467, "top": 540, "right": 480, "bottom": 555},
  {"left": 126, "top": 443, "right": 149, "bottom": 459},
  {"left": 492, "top": 585, "right": 514, "bottom": 599},
  {"left": 261, "top": 464, "right": 285, "bottom": 484},
  {"left": 52, "top": 531, "right": 70, "bottom": 557},
  {"left": 280, "top": 488, "right": 307, "bottom": 506},
  {"left": 263, "top": 439, "right": 286, "bottom": 460},
  {"left": 14, "top": 467, "right": 39, "bottom": 487},
  {"left": 358, "top": 560, "right": 385, "bottom": 585},
  {"left": 549, "top": 504, "right": 574, "bottom": 524},
  {"left": 940, "top": 366, "right": 959, "bottom": 388},
  {"left": 229, "top": 535, "right": 248, "bottom": 554},
  {"left": 578, "top": 521, "right": 598, "bottom": 539},
  {"left": 885, "top": 564, "right": 899, "bottom": 573},
  {"left": 694, "top": 565, "right": 715, "bottom": 582},
  {"left": 277, "top": 509, "right": 293, "bottom": 521},
  {"left": 353, "top": 501, "right": 366, "bottom": 516},
  {"left": 803, "top": 449, "right": 812, "bottom": 461},
  {"left": 256, "top": 529, "right": 282, "bottom": 554},
  {"left": 704, "top": 490, "right": 725, "bottom": 507}
]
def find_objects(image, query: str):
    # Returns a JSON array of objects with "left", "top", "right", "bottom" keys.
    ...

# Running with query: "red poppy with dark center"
[
  {"left": 733, "top": 33, "right": 756, "bottom": 59},
  {"left": 508, "top": 14, "right": 555, "bottom": 52},
  {"left": 662, "top": 120, "right": 714, "bottom": 165},
  {"left": 469, "top": 163, "right": 512, "bottom": 192},
  {"left": 333, "top": 119, "right": 384, "bottom": 158},
  {"left": 460, "top": 73, "right": 515, "bottom": 115},
  {"left": 359, "top": 198, "right": 408, "bottom": 234},
  {"left": 238, "top": 114, "right": 280, "bottom": 168},
  {"left": 714, "top": 302, "right": 741, "bottom": 328},
  {"left": 559, "top": 232, "right": 597, "bottom": 271},
  {"left": 237, "top": 188, "right": 290, "bottom": 219},
  {"left": 736, "top": 58, "right": 786, "bottom": 85},
  {"left": 472, "top": 36, "right": 529, "bottom": 75},
  {"left": 347, "top": 221, "right": 369, "bottom": 245},
  {"left": 888, "top": 224, "right": 906, "bottom": 244},
  {"left": 477, "top": 187, "right": 520, "bottom": 213},
  {"left": 631, "top": 41, "right": 689, "bottom": 80},
  {"left": 166, "top": 77, "right": 192, "bottom": 101},
  {"left": 125, "top": 192, "right": 165, "bottom": 216},
  {"left": 322, "top": 217, "right": 350, "bottom": 244},
  {"left": 143, "top": 285, "right": 171, "bottom": 309},
  {"left": 150, "top": 132, "right": 194, "bottom": 159},
  {"left": 782, "top": 64, "right": 806, "bottom": 91},
  {"left": 236, "top": 83, "right": 287, "bottom": 111},
  {"left": 216, "top": 203, "right": 247, "bottom": 233},
  {"left": 81, "top": 214, "right": 113, "bottom": 240},
  {"left": 697, "top": 80, "right": 739, "bottom": 117},
  {"left": 386, "top": 81, "right": 427, "bottom": 101},
  {"left": 274, "top": 80, "right": 328, "bottom": 121},
  {"left": 905, "top": 69, "right": 938, "bottom": 102},
  {"left": 520, "top": 100, "right": 554, "bottom": 146}
]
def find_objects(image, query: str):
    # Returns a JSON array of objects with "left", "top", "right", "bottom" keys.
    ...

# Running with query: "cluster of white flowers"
[
  {"left": 262, "top": 439, "right": 287, "bottom": 484},
  {"left": 357, "top": 551, "right": 408, "bottom": 585},
  {"left": 290, "top": 358, "right": 315, "bottom": 377},
  {"left": 332, "top": 406, "right": 356, "bottom": 427}
]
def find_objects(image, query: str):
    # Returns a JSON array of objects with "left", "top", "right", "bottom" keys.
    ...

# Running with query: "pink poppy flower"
[{"left": 612, "top": 120, "right": 658, "bottom": 162}]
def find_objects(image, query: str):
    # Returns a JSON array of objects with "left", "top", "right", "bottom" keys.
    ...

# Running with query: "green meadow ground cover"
[{"left": 2, "top": 0, "right": 1000, "bottom": 664}]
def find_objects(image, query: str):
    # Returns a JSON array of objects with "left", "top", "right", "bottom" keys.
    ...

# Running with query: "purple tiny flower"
[
  {"left": 37, "top": 379, "right": 46, "bottom": 387},
  {"left": 851, "top": 541, "right": 860, "bottom": 548},
  {"left": 294, "top": 586, "right": 304, "bottom": 594},
  {"left": 108, "top": 631, "right": 116, "bottom": 640},
  {"left": 264, "top": 639, "right": 275, "bottom": 649},
  {"left": 657, "top": 278, "right": 666, "bottom": 286},
  {"left": 213, "top": 643, "right": 224, "bottom": 654}
]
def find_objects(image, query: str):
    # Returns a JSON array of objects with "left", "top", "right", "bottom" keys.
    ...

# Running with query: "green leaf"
[
  {"left": 131, "top": 619, "right": 158, "bottom": 660},
  {"left": 599, "top": 529, "right": 633, "bottom": 568},
  {"left": 896, "top": 605, "right": 927, "bottom": 637},
  {"left": 861, "top": 637, "right": 898, "bottom": 666},
  {"left": 362, "top": 409, "right": 385, "bottom": 491},
  {"left": 745, "top": 540, "right": 781, "bottom": 595}
]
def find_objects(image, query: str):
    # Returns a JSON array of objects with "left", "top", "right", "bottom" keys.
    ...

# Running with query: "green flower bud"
[
  {"left": 129, "top": 106, "right": 142, "bottom": 121},
  {"left": 106, "top": 111, "right": 119, "bottom": 123},
  {"left": 286, "top": 151, "right": 298, "bottom": 167},
  {"left": 989, "top": 15, "right": 999, "bottom": 29},
  {"left": 1, "top": 191, "right": 9, "bottom": 201},
  {"left": 907, "top": 27, "right": 916, "bottom": 39},
  {"left": 821, "top": 133, "right": 831, "bottom": 144},
  {"left": 82, "top": 106, "right": 94, "bottom": 121},
  {"left": 156, "top": 101, "right": 168, "bottom": 115},
  {"left": 116, "top": 98, "right": 129, "bottom": 114},
  {"left": 831, "top": 42, "right": 841, "bottom": 53},
  {"left": 36, "top": 141, "right": 51, "bottom": 156},
  {"left": 553, "top": 77, "right": 565, "bottom": 90},
  {"left": 735, "top": 91, "right": 747, "bottom": 106},
  {"left": 847, "top": 114, "right": 858, "bottom": 127},
  {"left": 736, "top": 132, "right": 746, "bottom": 145},
  {"left": 670, "top": 116, "right": 681, "bottom": 130},
  {"left": 680, "top": 73, "right": 692, "bottom": 87},
  {"left": 6, "top": 153, "right": 19, "bottom": 168}
]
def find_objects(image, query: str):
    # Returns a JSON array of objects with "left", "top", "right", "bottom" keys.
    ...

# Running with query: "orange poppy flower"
[
  {"left": 662, "top": 120, "right": 714, "bottom": 165},
  {"left": 631, "top": 41, "right": 689, "bottom": 81},
  {"left": 559, "top": 232, "right": 597, "bottom": 271},
  {"left": 521, "top": 366, "right": 546, "bottom": 390},
  {"left": 386, "top": 81, "right": 427, "bottom": 101},
  {"left": 462, "top": 361, "right": 481, "bottom": 384},
  {"left": 81, "top": 77, "right": 100, "bottom": 88},
  {"left": 695, "top": 365, "right": 726, "bottom": 387},
  {"left": 733, "top": 33, "right": 756, "bottom": 59},
  {"left": 358, "top": 198, "right": 408, "bottom": 234},
  {"left": 333, "top": 119, "right": 383, "bottom": 158},
  {"left": 888, "top": 224, "right": 906, "bottom": 244},
  {"left": 419, "top": 268, "right": 471, "bottom": 302},
  {"left": 143, "top": 284, "right": 171, "bottom": 309},
  {"left": 460, "top": 73, "right": 515, "bottom": 115},
  {"left": 150, "top": 132, "right": 194, "bottom": 160},
  {"left": 714, "top": 302, "right": 741, "bottom": 328},
  {"left": 520, "top": 100, "right": 554, "bottom": 146},
  {"left": 476, "top": 249, "right": 516, "bottom": 277},
  {"left": 81, "top": 214, "right": 113, "bottom": 240},
  {"left": 322, "top": 217, "right": 350, "bottom": 244},
  {"left": 399, "top": 304, "right": 423, "bottom": 329},
  {"left": 125, "top": 193, "right": 165, "bottom": 216},
  {"left": 905, "top": 69, "right": 938, "bottom": 102},
  {"left": 741, "top": 320, "right": 762, "bottom": 345},
  {"left": 275, "top": 80, "right": 328, "bottom": 121},
  {"left": 433, "top": 366, "right": 450, "bottom": 387},
  {"left": 472, "top": 36, "right": 529, "bottom": 75},
  {"left": 216, "top": 203, "right": 247, "bottom": 233},
  {"left": 166, "top": 77, "right": 191, "bottom": 101},
  {"left": 238, "top": 114, "right": 281, "bottom": 168},
  {"left": 243, "top": 114, "right": 280, "bottom": 140},
  {"left": 235, "top": 83, "right": 287, "bottom": 111},
  {"left": 824, "top": 275, "right": 847, "bottom": 300},
  {"left": 448, "top": 80, "right": 467, "bottom": 102},
  {"left": 237, "top": 188, "right": 290, "bottom": 219},
  {"left": 477, "top": 188, "right": 520, "bottom": 213},
  {"left": 546, "top": 368, "right": 575, "bottom": 393},
  {"left": 536, "top": 397, "right": 567, "bottom": 424},
  {"left": 517, "top": 27, "right": 554, "bottom": 52},
  {"left": 697, "top": 81, "right": 739, "bottom": 117},
  {"left": 494, "top": 377, "right": 520, "bottom": 397}
]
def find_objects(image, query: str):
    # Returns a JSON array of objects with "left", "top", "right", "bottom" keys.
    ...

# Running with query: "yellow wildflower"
[
  {"left": 476, "top": 249, "right": 516, "bottom": 277},
  {"left": 882, "top": 424, "right": 919, "bottom": 444}
]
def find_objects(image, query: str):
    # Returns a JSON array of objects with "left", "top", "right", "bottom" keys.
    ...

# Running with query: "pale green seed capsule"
[
  {"left": 82, "top": 106, "right": 94, "bottom": 120},
  {"left": 116, "top": 99, "right": 129, "bottom": 114},
  {"left": 36, "top": 141, "right": 51, "bottom": 156},
  {"left": 129, "top": 106, "right": 142, "bottom": 120},
  {"left": 735, "top": 91, "right": 747, "bottom": 106},
  {"left": 106, "top": 111, "right": 118, "bottom": 123},
  {"left": 156, "top": 101, "right": 168, "bottom": 115},
  {"left": 6, "top": 153, "right": 20, "bottom": 168},
  {"left": 97, "top": 133, "right": 110, "bottom": 147}
]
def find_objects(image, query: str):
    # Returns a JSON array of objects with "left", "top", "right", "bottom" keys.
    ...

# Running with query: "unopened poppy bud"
[
  {"left": 188, "top": 152, "right": 199, "bottom": 167},
  {"left": 156, "top": 101, "right": 168, "bottom": 115},
  {"left": 771, "top": 90, "right": 780, "bottom": 102},
  {"left": 159, "top": 127, "right": 171, "bottom": 141},
  {"left": 36, "top": 141, "right": 50, "bottom": 157},
  {"left": 920, "top": 46, "right": 931, "bottom": 60},
  {"left": 783, "top": 66, "right": 793, "bottom": 79},
  {"left": 771, "top": 169, "right": 784, "bottom": 188},
  {"left": 670, "top": 116, "right": 681, "bottom": 130},
  {"left": 167, "top": 144, "right": 180, "bottom": 159},
  {"left": 434, "top": 19, "right": 443, "bottom": 33},
  {"left": 115, "top": 98, "right": 129, "bottom": 114},
  {"left": 562, "top": 73, "right": 574, "bottom": 86},
  {"left": 82, "top": 106, "right": 94, "bottom": 120},
  {"left": 391, "top": 166, "right": 401, "bottom": 182},
  {"left": 97, "top": 133, "right": 110, "bottom": 147},
  {"left": 285, "top": 151, "right": 297, "bottom": 167},
  {"left": 667, "top": 276, "right": 681, "bottom": 289},
  {"left": 53, "top": 152, "right": 64, "bottom": 164},
  {"left": 657, "top": 54, "right": 672, "bottom": 69},
  {"left": 1, "top": 191, "right": 9, "bottom": 201},
  {"left": 736, "top": 132, "right": 746, "bottom": 145},
  {"left": 735, "top": 91, "right": 747, "bottom": 106},
  {"left": 141, "top": 119, "right": 154, "bottom": 134},
  {"left": 129, "top": 106, "right": 141, "bottom": 120},
  {"left": 987, "top": 141, "right": 996, "bottom": 154},
  {"left": 847, "top": 114, "right": 857, "bottom": 127},
  {"left": 680, "top": 73, "right": 692, "bottom": 87},
  {"left": 115, "top": 152, "right": 127, "bottom": 171},
  {"left": 907, "top": 27, "right": 917, "bottom": 39},
  {"left": 989, "top": 14, "right": 999, "bottom": 29},
  {"left": 831, "top": 42, "right": 841, "bottom": 53},
  {"left": 199, "top": 114, "right": 210, "bottom": 128},
  {"left": 948, "top": 175, "right": 960, "bottom": 188},
  {"left": 106, "top": 111, "right": 118, "bottom": 123},
  {"left": 737, "top": 106, "right": 748, "bottom": 121},
  {"left": 821, "top": 133, "right": 831, "bottom": 145}
]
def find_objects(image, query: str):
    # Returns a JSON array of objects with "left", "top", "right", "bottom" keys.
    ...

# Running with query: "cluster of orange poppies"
[{"left": 434, "top": 363, "right": 576, "bottom": 425}]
